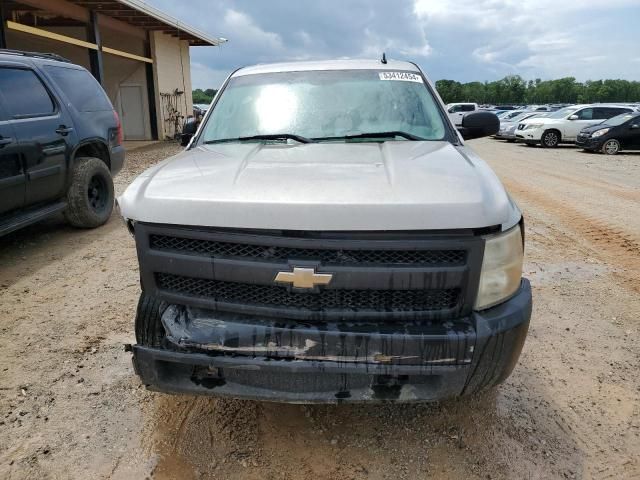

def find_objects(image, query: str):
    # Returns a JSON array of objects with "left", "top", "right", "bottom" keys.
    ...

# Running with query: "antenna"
[{"left": 381, "top": 52, "right": 387, "bottom": 64}]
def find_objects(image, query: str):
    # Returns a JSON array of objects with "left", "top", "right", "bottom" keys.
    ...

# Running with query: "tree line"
[
  {"left": 435, "top": 76, "right": 640, "bottom": 105},
  {"left": 193, "top": 76, "right": 640, "bottom": 107},
  {"left": 192, "top": 88, "right": 218, "bottom": 104}
]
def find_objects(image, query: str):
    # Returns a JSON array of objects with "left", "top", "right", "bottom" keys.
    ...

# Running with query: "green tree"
[
  {"left": 435, "top": 76, "right": 640, "bottom": 105},
  {"left": 192, "top": 88, "right": 218, "bottom": 104}
]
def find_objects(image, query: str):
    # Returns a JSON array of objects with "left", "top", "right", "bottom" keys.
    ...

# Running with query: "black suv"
[{"left": 0, "top": 49, "right": 124, "bottom": 236}]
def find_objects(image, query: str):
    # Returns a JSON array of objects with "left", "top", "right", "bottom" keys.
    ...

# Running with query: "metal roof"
[{"left": 67, "top": 0, "right": 227, "bottom": 46}]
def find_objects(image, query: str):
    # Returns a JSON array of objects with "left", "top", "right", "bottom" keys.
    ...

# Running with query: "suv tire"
[
  {"left": 64, "top": 157, "right": 114, "bottom": 228},
  {"left": 541, "top": 130, "right": 560, "bottom": 148},
  {"left": 135, "top": 293, "right": 167, "bottom": 347}
]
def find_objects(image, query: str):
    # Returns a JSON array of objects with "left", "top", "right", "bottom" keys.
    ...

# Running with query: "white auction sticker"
[{"left": 378, "top": 71, "right": 423, "bottom": 83}]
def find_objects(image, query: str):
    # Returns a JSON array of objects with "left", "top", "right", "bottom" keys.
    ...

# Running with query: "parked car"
[
  {"left": 526, "top": 105, "right": 553, "bottom": 112},
  {"left": 119, "top": 58, "right": 531, "bottom": 403},
  {"left": 576, "top": 112, "right": 640, "bottom": 155},
  {"left": 0, "top": 49, "right": 123, "bottom": 236},
  {"left": 498, "top": 109, "right": 529, "bottom": 121},
  {"left": 446, "top": 102, "right": 478, "bottom": 126},
  {"left": 495, "top": 112, "right": 547, "bottom": 142},
  {"left": 515, "top": 104, "right": 636, "bottom": 147},
  {"left": 193, "top": 103, "right": 209, "bottom": 115}
]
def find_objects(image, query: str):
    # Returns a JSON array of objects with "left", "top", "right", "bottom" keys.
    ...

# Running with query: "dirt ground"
[{"left": 1, "top": 138, "right": 639, "bottom": 480}]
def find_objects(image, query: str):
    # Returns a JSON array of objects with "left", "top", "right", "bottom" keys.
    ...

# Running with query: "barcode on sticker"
[{"left": 378, "top": 72, "right": 423, "bottom": 83}]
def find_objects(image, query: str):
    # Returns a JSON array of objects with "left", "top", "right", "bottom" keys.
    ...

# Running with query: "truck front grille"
[
  {"left": 136, "top": 224, "right": 484, "bottom": 321},
  {"left": 156, "top": 273, "right": 460, "bottom": 313},
  {"left": 149, "top": 234, "right": 466, "bottom": 266}
]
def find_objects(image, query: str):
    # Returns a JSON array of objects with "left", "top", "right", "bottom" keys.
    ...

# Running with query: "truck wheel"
[
  {"left": 64, "top": 157, "right": 114, "bottom": 228},
  {"left": 135, "top": 293, "right": 167, "bottom": 347},
  {"left": 601, "top": 139, "right": 620, "bottom": 155},
  {"left": 541, "top": 130, "right": 560, "bottom": 148}
]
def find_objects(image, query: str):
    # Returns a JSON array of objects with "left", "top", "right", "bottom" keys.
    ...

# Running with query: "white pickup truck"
[
  {"left": 446, "top": 102, "right": 478, "bottom": 126},
  {"left": 119, "top": 59, "right": 531, "bottom": 403}
]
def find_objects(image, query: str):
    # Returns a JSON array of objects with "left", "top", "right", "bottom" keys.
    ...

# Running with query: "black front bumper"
[
  {"left": 132, "top": 280, "right": 532, "bottom": 403},
  {"left": 575, "top": 135, "right": 602, "bottom": 150}
]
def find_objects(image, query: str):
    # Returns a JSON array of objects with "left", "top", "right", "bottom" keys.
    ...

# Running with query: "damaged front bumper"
[{"left": 133, "top": 280, "right": 531, "bottom": 403}]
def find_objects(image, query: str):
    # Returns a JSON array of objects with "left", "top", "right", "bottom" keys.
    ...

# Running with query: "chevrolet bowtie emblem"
[{"left": 274, "top": 267, "right": 333, "bottom": 289}]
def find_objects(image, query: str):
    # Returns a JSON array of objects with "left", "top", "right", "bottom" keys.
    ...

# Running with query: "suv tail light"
[{"left": 113, "top": 110, "right": 123, "bottom": 145}]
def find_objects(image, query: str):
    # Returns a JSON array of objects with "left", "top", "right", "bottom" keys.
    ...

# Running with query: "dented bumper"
[{"left": 133, "top": 280, "right": 531, "bottom": 403}]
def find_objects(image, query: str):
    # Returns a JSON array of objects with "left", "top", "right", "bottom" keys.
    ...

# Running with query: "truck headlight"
[{"left": 475, "top": 225, "right": 524, "bottom": 310}]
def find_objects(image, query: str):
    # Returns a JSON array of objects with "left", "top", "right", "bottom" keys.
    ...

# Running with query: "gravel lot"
[{"left": 1, "top": 139, "right": 639, "bottom": 479}]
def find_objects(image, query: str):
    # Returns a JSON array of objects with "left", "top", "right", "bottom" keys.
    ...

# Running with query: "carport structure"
[{"left": 0, "top": 0, "right": 226, "bottom": 140}]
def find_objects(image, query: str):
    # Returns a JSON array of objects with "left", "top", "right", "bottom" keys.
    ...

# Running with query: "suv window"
[
  {"left": 574, "top": 108, "right": 593, "bottom": 120},
  {"left": 0, "top": 68, "right": 55, "bottom": 117},
  {"left": 44, "top": 66, "right": 112, "bottom": 112}
]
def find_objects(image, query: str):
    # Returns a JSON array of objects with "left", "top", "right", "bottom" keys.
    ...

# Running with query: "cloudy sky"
[{"left": 146, "top": 0, "right": 640, "bottom": 90}]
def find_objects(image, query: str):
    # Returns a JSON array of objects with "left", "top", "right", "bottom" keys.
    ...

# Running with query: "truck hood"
[{"left": 118, "top": 141, "right": 519, "bottom": 231}]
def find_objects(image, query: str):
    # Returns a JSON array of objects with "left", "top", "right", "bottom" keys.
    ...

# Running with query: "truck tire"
[
  {"left": 64, "top": 157, "right": 114, "bottom": 228},
  {"left": 135, "top": 292, "right": 167, "bottom": 347}
]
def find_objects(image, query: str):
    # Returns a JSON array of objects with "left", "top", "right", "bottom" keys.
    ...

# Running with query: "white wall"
[{"left": 150, "top": 31, "right": 193, "bottom": 139}]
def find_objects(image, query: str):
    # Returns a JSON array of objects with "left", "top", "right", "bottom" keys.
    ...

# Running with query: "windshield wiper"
[
  {"left": 204, "top": 133, "right": 313, "bottom": 144},
  {"left": 313, "top": 131, "right": 426, "bottom": 142}
]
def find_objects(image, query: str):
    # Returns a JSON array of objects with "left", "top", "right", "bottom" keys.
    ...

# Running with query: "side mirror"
[
  {"left": 568, "top": 114, "right": 579, "bottom": 120},
  {"left": 180, "top": 119, "right": 198, "bottom": 146},
  {"left": 630, "top": 123, "right": 639, "bottom": 129},
  {"left": 457, "top": 111, "right": 499, "bottom": 140},
  {"left": 447, "top": 107, "right": 455, "bottom": 113}
]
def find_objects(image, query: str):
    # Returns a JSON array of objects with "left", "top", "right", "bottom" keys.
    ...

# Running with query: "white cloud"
[
  {"left": 359, "top": 27, "right": 432, "bottom": 59},
  {"left": 147, "top": 0, "right": 639, "bottom": 84},
  {"left": 412, "top": 0, "right": 639, "bottom": 80},
  {"left": 190, "top": 62, "right": 231, "bottom": 90},
  {"left": 223, "top": 9, "right": 283, "bottom": 52}
]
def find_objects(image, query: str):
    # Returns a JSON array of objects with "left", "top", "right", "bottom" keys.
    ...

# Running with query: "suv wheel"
[
  {"left": 135, "top": 293, "right": 168, "bottom": 347},
  {"left": 602, "top": 139, "right": 621, "bottom": 155},
  {"left": 64, "top": 157, "right": 114, "bottom": 228},
  {"left": 541, "top": 130, "right": 560, "bottom": 148}
]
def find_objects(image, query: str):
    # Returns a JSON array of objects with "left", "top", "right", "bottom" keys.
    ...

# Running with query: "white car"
[
  {"left": 516, "top": 104, "right": 636, "bottom": 147},
  {"left": 446, "top": 102, "right": 478, "bottom": 126}
]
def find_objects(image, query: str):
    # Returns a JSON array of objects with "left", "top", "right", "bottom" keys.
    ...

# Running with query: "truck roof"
[{"left": 234, "top": 58, "right": 420, "bottom": 77}]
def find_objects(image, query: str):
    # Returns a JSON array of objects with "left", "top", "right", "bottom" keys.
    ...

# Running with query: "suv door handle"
[
  {"left": 0, "top": 137, "right": 13, "bottom": 147},
  {"left": 55, "top": 125, "right": 74, "bottom": 136}
]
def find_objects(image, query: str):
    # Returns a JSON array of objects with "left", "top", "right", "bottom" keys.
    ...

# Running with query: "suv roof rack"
[{"left": 0, "top": 48, "right": 71, "bottom": 63}]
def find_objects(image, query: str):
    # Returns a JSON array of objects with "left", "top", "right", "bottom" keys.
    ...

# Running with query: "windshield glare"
[
  {"left": 505, "top": 112, "right": 536, "bottom": 123},
  {"left": 603, "top": 113, "right": 637, "bottom": 127},
  {"left": 200, "top": 70, "right": 447, "bottom": 143}
]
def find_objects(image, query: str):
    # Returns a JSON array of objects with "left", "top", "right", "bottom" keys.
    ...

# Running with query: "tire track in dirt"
[
  {"left": 503, "top": 178, "right": 640, "bottom": 293},
  {"left": 515, "top": 166, "right": 640, "bottom": 203}
]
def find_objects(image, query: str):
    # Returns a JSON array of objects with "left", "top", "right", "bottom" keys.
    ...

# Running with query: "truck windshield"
[{"left": 200, "top": 70, "right": 447, "bottom": 144}]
